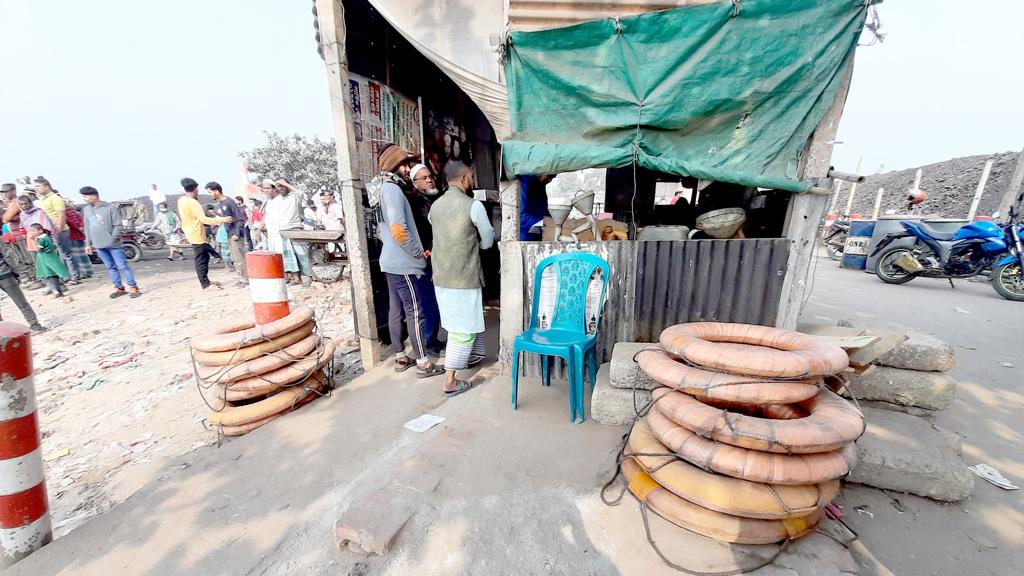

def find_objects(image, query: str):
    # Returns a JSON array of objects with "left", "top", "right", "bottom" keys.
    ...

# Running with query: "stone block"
[
  {"left": 592, "top": 364, "right": 651, "bottom": 426},
  {"left": 844, "top": 366, "right": 957, "bottom": 410},
  {"left": 876, "top": 330, "right": 955, "bottom": 372},
  {"left": 846, "top": 407, "right": 973, "bottom": 502},
  {"left": 609, "top": 343, "right": 660, "bottom": 390},
  {"left": 336, "top": 485, "right": 417, "bottom": 555}
]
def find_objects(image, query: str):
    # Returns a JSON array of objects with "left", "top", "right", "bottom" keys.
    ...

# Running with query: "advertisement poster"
[{"left": 346, "top": 73, "right": 421, "bottom": 184}]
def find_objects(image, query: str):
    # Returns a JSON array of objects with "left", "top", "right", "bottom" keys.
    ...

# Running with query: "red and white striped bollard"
[
  {"left": 246, "top": 251, "right": 290, "bottom": 325},
  {"left": 0, "top": 322, "right": 51, "bottom": 567}
]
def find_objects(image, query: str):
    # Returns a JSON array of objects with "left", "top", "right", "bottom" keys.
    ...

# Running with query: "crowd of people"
[
  {"left": 374, "top": 143, "right": 494, "bottom": 398},
  {"left": 0, "top": 175, "right": 347, "bottom": 331}
]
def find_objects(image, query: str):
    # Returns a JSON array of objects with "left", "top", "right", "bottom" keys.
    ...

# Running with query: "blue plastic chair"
[{"left": 511, "top": 253, "right": 610, "bottom": 422}]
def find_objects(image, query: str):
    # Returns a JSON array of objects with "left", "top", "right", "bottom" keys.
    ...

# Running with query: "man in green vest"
[{"left": 428, "top": 161, "right": 495, "bottom": 397}]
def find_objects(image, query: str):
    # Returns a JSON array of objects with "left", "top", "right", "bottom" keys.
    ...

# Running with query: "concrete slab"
[
  {"left": 336, "top": 485, "right": 417, "bottom": 555},
  {"left": 592, "top": 364, "right": 651, "bottom": 426},
  {"left": 609, "top": 342, "right": 659, "bottom": 390},
  {"left": 876, "top": 330, "right": 956, "bottom": 373},
  {"left": 844, "top": 365, "right": 958, "bottom": 410},
  {"left": 846, "top": 407, "right": 974, "bottom": 502}
]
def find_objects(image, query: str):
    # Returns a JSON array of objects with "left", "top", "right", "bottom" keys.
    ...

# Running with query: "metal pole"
[
  {"left": 844, "top": 157, "right": 863, "bottom": 216},
  {"left": 0, "top": 323, "right": 51, "bottom": 567},
  {"left": 967, "top": 159, "right": 993, "bottom": 221},
  {"left": 871, "top": 187, "right": 884, "bottom": 220}
]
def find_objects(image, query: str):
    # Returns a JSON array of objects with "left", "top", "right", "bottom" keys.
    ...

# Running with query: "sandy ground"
[{"left": 0, "top": 252, "right": 361, "bottom": 537}]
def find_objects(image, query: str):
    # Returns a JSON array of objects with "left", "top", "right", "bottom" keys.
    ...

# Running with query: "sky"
[{"left": 1, "top": 1, "right": 1022, "bottom": 200}]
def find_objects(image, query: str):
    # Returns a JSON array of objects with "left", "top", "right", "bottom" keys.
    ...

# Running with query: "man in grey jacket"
[
  {"left": 80, "top": 187, "right": 142, "bottom": 298},
  {"left": 377, "top": 144, "right": 442, "bottom": 377}
]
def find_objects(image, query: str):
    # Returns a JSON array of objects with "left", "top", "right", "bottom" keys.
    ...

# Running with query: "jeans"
[
  {"left": 95, "top": 247, "right": 138, "bottom": 289},
  {"left": 55, "top": 230, "right": 82, "bottom": 281},
  {"left": 385, "top": 272, "right": 440, "bottom": 359},
  {"left": 0, "top": 276, "right": 39, "bottom": 326},
  {"left": 229, "top": 235, "right": 248, "bottom": 279},
  {"left": 40, "top": 276, "right": 64, "bottom": 295},
  {"left": 191, "top": 243, "right": 221, "bottom": 288}
]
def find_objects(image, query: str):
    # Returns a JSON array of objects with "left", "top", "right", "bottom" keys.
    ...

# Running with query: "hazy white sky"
[{"left": 1, "top": 1, "right": 1021, "bottom": 200}]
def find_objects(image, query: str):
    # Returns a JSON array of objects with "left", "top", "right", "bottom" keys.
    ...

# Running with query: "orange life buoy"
[
  {"left": 196, "top": 333, "right": 320, "bottom": 384},
  {"left": 192, "top": 321, "right": 315, "bottom": 366},
  {"left": 646, "top": 404, "right": 857, "bottom": 485},
  {"left": 628, "top": 419, "right": 838, "bottom": 520},
  {"left": 621, "top": 459, "right": 821, "bottom": 545},
  {"left": 219, "top": 376, "right": 326, "bottom": 436},
  {"left": 660, "top": 323, "right": 848, "bottom": 378},
  {"left": 190, "top": 306, "right": 315, "bottom": 353},
  {"left": 651, "top": 387, "right": 865, "bottom": 454},
  {"left": 636, "top": 347, "right": 820, "bottom": 405},
  {"left": 222, "top": 337, "right": 336, "bottom": 397}
]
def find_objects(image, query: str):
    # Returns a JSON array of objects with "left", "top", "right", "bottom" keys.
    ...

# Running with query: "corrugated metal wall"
[
  {"left": 507, "top": 0, "right": 719, "bottom": 31},
  {"left": 633, "top": 239, "right": 790, "bottom": 342},
  {"left": 514, "top": 238, "right": 788, "bottom": 377}
]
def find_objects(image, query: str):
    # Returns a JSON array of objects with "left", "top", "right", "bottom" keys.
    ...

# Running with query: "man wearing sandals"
[
  {"left": 428, "top": 161, "right": 494, "bottom": 397},
  {"left": 377, "top": 144, "right": 443, "bottom": 378}
]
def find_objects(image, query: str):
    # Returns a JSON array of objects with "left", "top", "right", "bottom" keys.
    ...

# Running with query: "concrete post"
[
  {"left": 246, "top": 251, "right": 289, "bottom": 324},
  {"left": 0, "top": 323, "right": 51, "bottom": 567},
  {"left": 316, "top": 0, "right": 381, "bottom": 369}
]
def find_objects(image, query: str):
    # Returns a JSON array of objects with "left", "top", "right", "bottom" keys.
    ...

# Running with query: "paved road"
[{"left": 802, "top": 258, "right": 1022, "bottom": 576}]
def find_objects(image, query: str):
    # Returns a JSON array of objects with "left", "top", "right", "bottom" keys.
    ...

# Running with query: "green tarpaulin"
[{"left": 502, "top": 0, "right": 871, "bottom": 192}]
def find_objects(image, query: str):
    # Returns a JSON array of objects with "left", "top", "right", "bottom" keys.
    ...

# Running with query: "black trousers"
[
  {"left": 191, "top": 243, "right": 221, "bottom": 288},
  {"left": 0, "top": 276, "right": 39, "bottom": 326}
]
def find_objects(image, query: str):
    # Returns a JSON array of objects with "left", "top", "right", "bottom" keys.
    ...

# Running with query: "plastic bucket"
[{"left": 840, "top": 220, "right": 876, "bottom": 270}]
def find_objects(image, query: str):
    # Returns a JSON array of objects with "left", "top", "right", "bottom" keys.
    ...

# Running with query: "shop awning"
[{"left": 501, "top": 0, "right": 872, "bottom": 192}]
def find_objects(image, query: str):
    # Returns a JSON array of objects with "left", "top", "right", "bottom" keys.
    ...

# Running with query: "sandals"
[
  {"left": 416, "top": 364, "right": 445, "bottom": 379},
  {"left": 394, "top": 356, "right": 416, "bottom": 373},
  {"left": 444, "top": 380, "right": 474, "bottom": 398}
]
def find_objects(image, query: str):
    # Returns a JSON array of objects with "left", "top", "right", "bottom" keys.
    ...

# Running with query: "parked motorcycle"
[
  {"left": 138, "top": 223, "right": 167, "bottom": 251},
  {"left": 88, "top": 231, "right": 144, "bottom": 264},
  {"left": 870, "top": 192, "right": 1024, "bottom": 301},
  {"left": 822, "top": 218, "right": 850, "bottom": 261}
]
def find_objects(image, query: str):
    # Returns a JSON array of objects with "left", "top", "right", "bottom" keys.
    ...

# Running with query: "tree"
[{"left": 238, "top": 132, "right": 338, "bottom": 194}]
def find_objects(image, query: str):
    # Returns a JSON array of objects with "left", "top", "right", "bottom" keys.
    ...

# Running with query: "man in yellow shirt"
[
  {"left": 177, "top": 177, "right": 231, "bottom": 290},
  {"left": 33, "top": 176, "right": 83, "bottom": 283}
]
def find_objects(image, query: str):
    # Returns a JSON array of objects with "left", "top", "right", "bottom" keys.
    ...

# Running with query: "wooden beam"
[
  {"left": 316, "top": 0, "right": 381, "bottom": 369},
  {"left": 776, "top": 54, "right": 855, "bottom": 329},
  {"left": 871, "top": 187, "right": 884, "bottom": 220}
]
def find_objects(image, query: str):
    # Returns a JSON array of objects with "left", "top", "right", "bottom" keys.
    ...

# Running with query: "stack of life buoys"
[
  {"left": 190, "top": 305, "right": 336, "bottom": 436},
  {"left": 622, "top": 322, "right": 864, "bottom": 545}
]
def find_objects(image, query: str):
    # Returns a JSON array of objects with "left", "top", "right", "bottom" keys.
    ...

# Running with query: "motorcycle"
[
  {"left": 88, "top": 231, "right": 144, "bottom": 264},
  {"left": 821, "top": 218, "right": 850, "bottom": 261},
  {"left": 138, "top": 223, "right": 167, "bottom": 251},
  {"left": 869, "top": 192, "right": 1024, "bottom": 301}
]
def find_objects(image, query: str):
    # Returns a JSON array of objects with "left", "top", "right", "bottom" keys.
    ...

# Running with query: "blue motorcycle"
[{"left": 870, "top": 192, "right": 1024, "bottom": 301}]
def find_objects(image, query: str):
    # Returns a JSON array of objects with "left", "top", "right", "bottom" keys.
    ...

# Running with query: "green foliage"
[{"left": 239, "top": 131, "right": 338, "bottom": 193}]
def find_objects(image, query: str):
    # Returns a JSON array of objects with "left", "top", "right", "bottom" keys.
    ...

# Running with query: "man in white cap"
[{"left": 408, "top": 162, "right": 440, "bottom": 251}]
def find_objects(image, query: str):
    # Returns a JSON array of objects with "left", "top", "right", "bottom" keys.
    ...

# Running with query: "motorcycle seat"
[{"left": 914, "top": 222, "right": 956, "bottom": 241}]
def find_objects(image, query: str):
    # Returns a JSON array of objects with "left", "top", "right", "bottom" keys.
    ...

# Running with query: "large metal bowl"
[{"left": 696, "top": 208, "right": 746, "bottom": 239}]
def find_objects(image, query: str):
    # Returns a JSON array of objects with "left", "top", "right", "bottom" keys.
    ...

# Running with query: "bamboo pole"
[
  {"left": 871, "top": 187, "right": 884, "bottom": 219},
  {"left": 967, "top": 159, "right": 993, "bottom": 221}
]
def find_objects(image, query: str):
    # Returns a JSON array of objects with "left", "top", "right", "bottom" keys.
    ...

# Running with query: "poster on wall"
[{"left": 346, "top": 73, "right": 422, "bottom": 185}]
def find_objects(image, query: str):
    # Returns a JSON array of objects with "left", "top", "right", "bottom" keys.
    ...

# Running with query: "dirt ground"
[{"left": 0, "top": 252, "right": 361, "bottom": 537}]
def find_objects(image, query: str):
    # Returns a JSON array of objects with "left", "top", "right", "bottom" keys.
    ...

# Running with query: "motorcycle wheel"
[
  {"left": 123, "top": 242, "right": 142, "bottom": 262},
  {"left": 826, "top": 243, "right": 843, "bottom": 261},
  {"left": 991, "top": 262, "right": 1024, "bottom": 301},
  {"left": 308, "top": 244, "right": 344, "bottom": 284},
  {"left": 874, "top": 248, "right": 918, "bottom": 284},
  {"left": 144, "top": 234, "right": 166, "bottom": 250}
]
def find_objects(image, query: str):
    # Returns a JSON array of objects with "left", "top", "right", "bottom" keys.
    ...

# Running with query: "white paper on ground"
[{"left": 404, "top": 413, "right": 446, "bottom": 433}]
